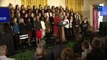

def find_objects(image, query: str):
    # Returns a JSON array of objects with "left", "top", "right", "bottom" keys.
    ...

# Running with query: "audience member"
[
  {"left": 81, "top": 41, "right": 90, "bottom": 60},
  {"left": 101, "top": 36, "right": 107, "bottom": 60},
  {"left": 32, "top": 47, "right": 46, "bottom": 60},
  {"left": 86, "top": 38, "right": 106, "bottom": 60},
  {"left": 0, "top": 45, "right": 15, "bottom": 60},
  {"left": 73, "top": 33, "right": 83, "bottom": 55},
  {"left": 58, "top": 48, "right": 74, "bottom": 60}
]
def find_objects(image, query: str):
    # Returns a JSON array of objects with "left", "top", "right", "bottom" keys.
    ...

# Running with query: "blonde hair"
[
  {"left": 19, "top": 18, "right": 24, "bottom": 23},
  {"left": 0, "top": 45, "right": 7, "bottom": 56},
  {"left": 60, "top": 48, "right": 74, "bottom": 60},
  {"left": 35, "top": 47, "right": 45, "bottom": 57}
]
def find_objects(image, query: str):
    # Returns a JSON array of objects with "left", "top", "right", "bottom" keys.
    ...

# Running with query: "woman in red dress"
[
  {"left": 53, "top": 12, "right": 61, "bottom": 38},
  {"left": 34, "top": 15, "right": 42, "bottom": 46}
]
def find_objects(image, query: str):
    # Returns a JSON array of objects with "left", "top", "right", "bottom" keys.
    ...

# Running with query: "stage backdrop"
[
  {"left": 48, "top": 0, "right": 65, "bottom": 8},
  {"left": 21, "top": 0, "right": 47, "bottom": 8},
  {"left": 65, "top": 0, "right": 83, "bottom": 13}
]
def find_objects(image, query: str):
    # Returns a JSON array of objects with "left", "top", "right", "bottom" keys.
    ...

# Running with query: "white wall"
[
  {"left": 82, "top": 0, "right": 93, "bottom": 26},
  {"left": 14, "top": 0, "right": 21, "bottom": 6},
  {"left": 0, "top": 0, "right": 21, "bottom": 7},
  {"left": 48, "top": 0, "right": 65, "bottom": 8}
]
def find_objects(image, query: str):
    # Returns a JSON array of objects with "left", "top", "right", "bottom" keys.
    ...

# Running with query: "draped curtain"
[
  {"left": 93, "top": 6, "right": 98, "bottom": 31},
  {"left": 21, "top": 0, "right": 35, "bottom": 8},
  {"left": 36, "top": 0, "right": 47, "bottom": 8},
  {"left": 65, "top": 0, "right": 83, "bottom": 14},
  {"left": 21, "top": 0, "right": 47, "bottom": 8}
]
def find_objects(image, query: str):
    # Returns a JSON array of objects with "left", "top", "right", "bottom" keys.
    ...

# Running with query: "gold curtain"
[
  {"left": 36, "top": 0, "right": 47, "bottom": 8},
  {"left": 21, "top": 0, "right": 36, "bottom": 8},
  {"left": 65, "top": 0, "right": 83, "bottom": 14},
  {"left": 21, "top": 0, "right": 47, "bottom": 8}
]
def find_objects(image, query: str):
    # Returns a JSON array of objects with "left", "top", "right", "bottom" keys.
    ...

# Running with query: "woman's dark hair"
[
  {"left": 33, "top": 5, "right": 36, "bottom": 10},
  {"left": 91, "top": 38, "right": 102, "bottom": 49},
  {"left": 15, "top": 5, "right": 19, "bottom": 10},
  {"left": 21, "top": 5, "right": 24, "bottom": 10},
  {"left": 82, "top": 41, "right": 89, "bottom": 49}
]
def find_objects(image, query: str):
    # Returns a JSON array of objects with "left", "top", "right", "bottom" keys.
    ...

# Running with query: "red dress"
[
  {"left": 53, "top": 16, "right": 61, "bottom": 37},
  {"left": 36, "top": 30, "right": 42, "bottom": 39}
]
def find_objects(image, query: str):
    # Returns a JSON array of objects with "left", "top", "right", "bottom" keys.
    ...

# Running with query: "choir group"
[
  {"left": 0, "top": 3, "right": 107, "bottom": 60},
  {"left": 9, "top": 3, "right": 89, "bottom": 50}
]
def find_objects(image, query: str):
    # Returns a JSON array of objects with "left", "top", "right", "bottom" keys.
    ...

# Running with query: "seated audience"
[
  {"left": 86, "top": 38, "right": 106, "bottom": 60},
  {"left": 81, "top": 41, "right": 90, "bottom": 60},
  {"left": 58, "top": 48, "right": 74, "bottom": 60},
  {"left": 0, "top": 45, "right": 15, "bottom": 60},
  {"left": 73, "top": 34, "right": 83, "bottom": 55},
  {"left": 101, "top": 36, "right": 107, "bottom": 60},
  {"left": 105, "top": 37, "right": 107, "bottom": 60},
  {"left": 32, "top": 47, "right": 46, "bottom": 60}
]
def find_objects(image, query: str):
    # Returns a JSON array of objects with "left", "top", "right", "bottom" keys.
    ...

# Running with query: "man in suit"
[{"left": 0, "top": 45, "right": 15, "bottom": 60}]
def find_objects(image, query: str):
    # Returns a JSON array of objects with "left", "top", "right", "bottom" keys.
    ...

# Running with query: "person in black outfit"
[
  {"left": 38, "top": 5, "right": 42, "bottom": 14},
  {"left": 26, "top": 5, "right": 31, "bottom": 14},
  {"left": 24, "top": 13, "right": 28, "bottom": 24},
  {"left": 81, "top": 18, "right": 89, "bottom": 38},
  {"left": 69, "top": 16, "right": 74, "bottom": 40},
  {"left": 20, "top": 5, "right": 25, "bottom": 10},
  {"left": 49, "top": 11, "right": 54, "bottom": 34},
  {"left": 30, "top": 13, "right": 35, "bottom": 24},
  {"left": 18, "top": 18, "right": 27, "bottom": 46},
  {"left": 20, "top": 9, "right": 26, "bottom": 18},
  {"left": 26, "top": 18, "right": 32, "bottom": 45},
  {"left": 86, "top": 38, "right": 106, "bottom": 60},
  {"left": 30, "top": 13, "right": 35, "bottom": 41},
  {"left": 32, "top": 5, "right": 37, "bottom": 16},
  {"left": 20, "top": 5, "right": 25, "bottom": 18},
  {"left": 1, "top": 23, "right": 15, "bottom": 56},
  {"left": 38, "top": 13, "right": 42, "bottom": 21},
  {"left": 18, "top": 18, "right": 27, "bottom": 35},
  {"left": 45, "top": 16, "right": 51, "bottom": 44}
]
